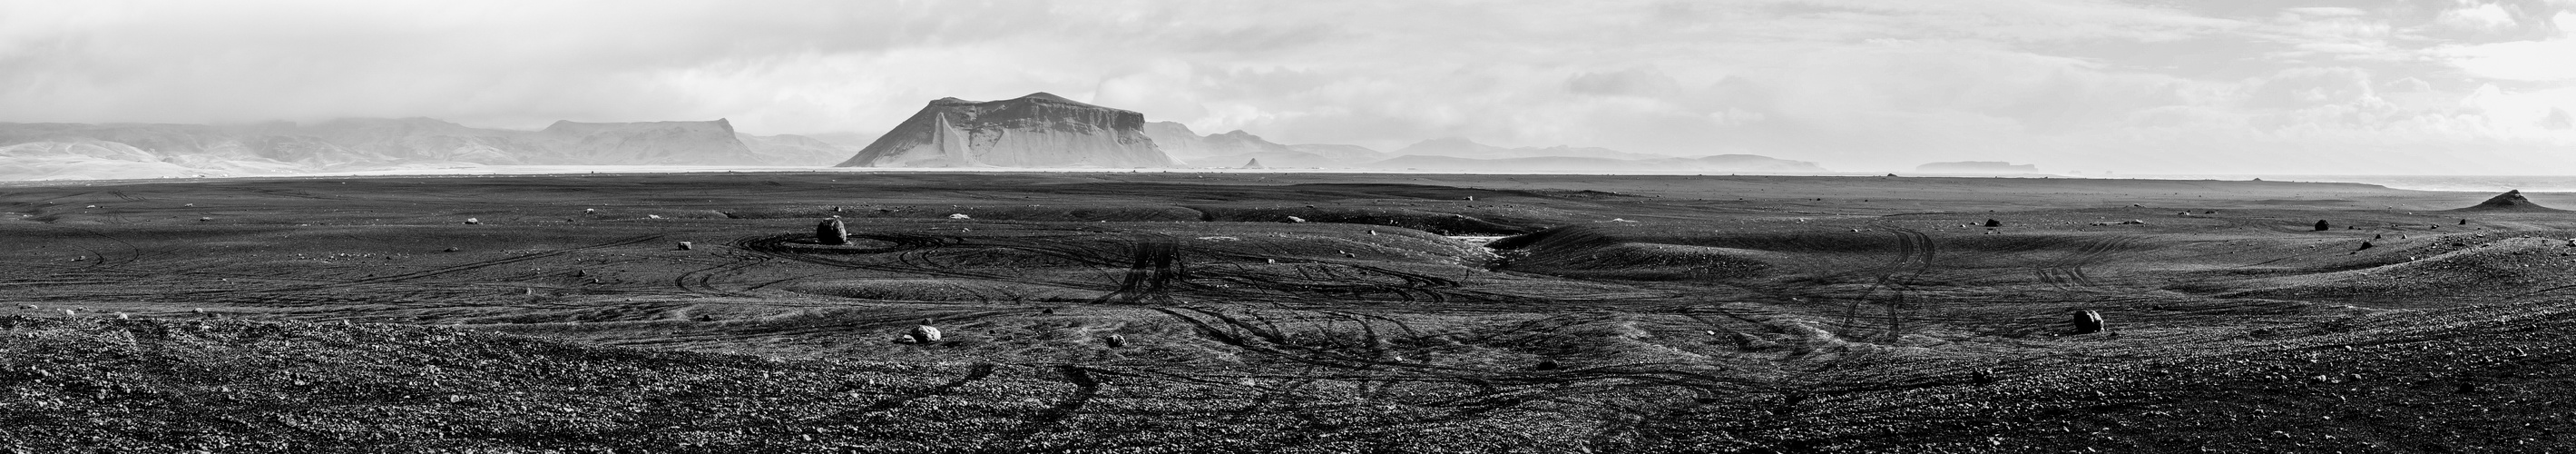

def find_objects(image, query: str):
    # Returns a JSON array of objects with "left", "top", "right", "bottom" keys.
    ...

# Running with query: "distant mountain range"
[
  {"left": 1132, "top": 126, "right": 1824, "bottom": 173},
  {"left": 1915, "top": 161, "right": 2040, "bottom": 173},
  {"left": 1142, "top": 122, "right": 1387, "bottom": 168},
  {"left": 825, "top": 93, "right": 1831, "bottom": 173},
  {"left": 0, "top": 118, "right": 857, "bottom": 180},
  {"left": 1362, "top": 154, "right": 1828, "bottom": 173},
  {"left": 1391, "top": 137, "right": 1673, "bottom": 161},
  {"left": 3, "top": 93, "right": 1848, "bottom": 181}
]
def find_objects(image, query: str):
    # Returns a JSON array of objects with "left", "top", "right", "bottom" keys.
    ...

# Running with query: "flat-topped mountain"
[{"left": 837, "top": 93, "right": 1174, "bottom": 168}]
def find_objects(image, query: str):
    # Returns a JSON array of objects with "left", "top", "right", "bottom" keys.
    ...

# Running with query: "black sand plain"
[{"left": 2, "top": 172, "right": 2570, "bottom": 452}]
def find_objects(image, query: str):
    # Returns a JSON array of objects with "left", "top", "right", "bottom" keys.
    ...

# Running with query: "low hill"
[
  {"left": 2454, "top": 190, "right": 2560, "bottom": 212},
  {"left": 1141, "top": 122, "right": 1390, "bottom": 168},
  {"left": 1394, "top": 137, "right": 1670, "bottom": 160},
  {"left": 1286, "top": 143, "right": 1392, "bottom": 163},
  {"left": 1916, "top": 161, "right": 2040, "bottom": 173},
  {"left": 1141, "top": 122, "right": 1292, "bottom": 160}
]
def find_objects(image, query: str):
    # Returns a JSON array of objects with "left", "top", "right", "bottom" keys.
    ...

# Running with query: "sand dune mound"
[
  {"left": 1190, "top": 205, "right": 1531, "bottom": 235},
  {"left": 722, "top": 204, "right": 1206, "bottom": 222},
  {"left": 1490, "top": 226, "right": 1776, "bottom": 280},
  {"left": 2453, "top": 190, "right": 2559, "bottom": 212},
  {"left": 786, "top": 279, "right": 1090, "bottom": 301},
  {"left": 2234, "top": 236, "right": 2576, "bottom": 303}
]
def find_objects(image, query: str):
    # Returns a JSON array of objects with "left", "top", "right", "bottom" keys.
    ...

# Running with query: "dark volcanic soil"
[{"left": 2, "top": 173, "right": 2571, "bottom": 452}]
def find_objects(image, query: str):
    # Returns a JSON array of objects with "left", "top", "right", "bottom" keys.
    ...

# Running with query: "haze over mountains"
[
  {"left": 1915, "top": 161, "right": 2042, "bottom": 174},
  {"left": 835, "top": 93, "right": 1836, "bottom": 173},
  {"left": 3, "top": 92, "right": 1859, "bottom": 181},
  {"left": 1142, "top": 122, "right": 1386, "bottom": 169},
  {"left": 0, "top": 118, "right": 854, "bottom": 181}
]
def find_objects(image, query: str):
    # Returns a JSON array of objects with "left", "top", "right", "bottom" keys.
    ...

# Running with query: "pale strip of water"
[{"left": 2112, "top": 175, "right": 2576, "bottom": 193}]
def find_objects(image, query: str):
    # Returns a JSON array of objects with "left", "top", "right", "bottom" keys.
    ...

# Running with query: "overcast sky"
[{"left": 4, "top": 0, "right": 2573, "bottom": 173}]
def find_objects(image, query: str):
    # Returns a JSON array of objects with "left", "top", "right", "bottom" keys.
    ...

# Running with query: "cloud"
[
  {"left": 2431, "top": 2, "right": 2521, "bottom": 35},
  {"left": 2434, "top": 10, "right": 2576, "bottom": 81}
]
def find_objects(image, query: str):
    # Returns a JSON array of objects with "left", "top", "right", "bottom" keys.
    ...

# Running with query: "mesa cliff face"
[{"left": 838, "top": 93, "right": 1174, "bottom": 168}]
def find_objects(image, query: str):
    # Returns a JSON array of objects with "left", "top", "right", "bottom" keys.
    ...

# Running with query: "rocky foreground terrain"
[{"left": 3, "top": 173, "right": 2570, "bottom": 452}]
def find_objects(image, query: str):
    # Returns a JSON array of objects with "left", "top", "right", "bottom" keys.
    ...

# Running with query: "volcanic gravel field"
[{"left": 2, "top": 172, "right": 2571, "bottom": 452}]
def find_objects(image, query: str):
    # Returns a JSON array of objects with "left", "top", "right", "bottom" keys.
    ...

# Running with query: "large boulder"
[
  {"left": 2072, "top": 311, "right": 2105, "bottom": 334},
  {"left": 815, "top": 219, "right": 849, "bottom": 245},
  {"left": 906, "top": 324, "right": 943, "bottom": 343}
]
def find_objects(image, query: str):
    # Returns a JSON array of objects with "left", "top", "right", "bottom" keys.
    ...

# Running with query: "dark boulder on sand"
[
  {"left": 816, "top": 219, "right": 849, "bottom": 245},
  {"left": 2072, "top": 311, "right": 2105, "bottom": 334}
]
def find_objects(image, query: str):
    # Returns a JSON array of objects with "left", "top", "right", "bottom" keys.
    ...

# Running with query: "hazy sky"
[{"left": 4, "top": 0, "right": 2573, "bottom": 173}]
